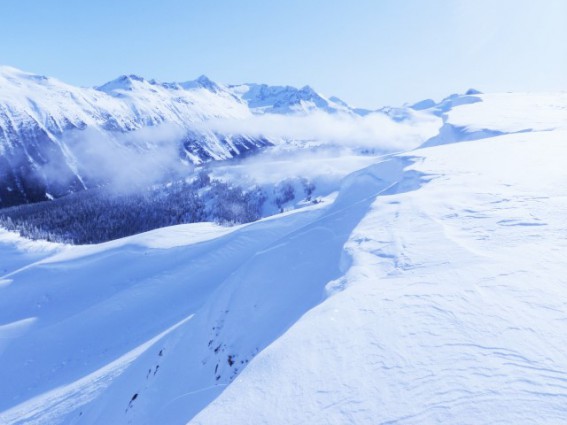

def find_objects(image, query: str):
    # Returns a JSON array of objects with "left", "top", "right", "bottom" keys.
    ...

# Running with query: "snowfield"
[
  {"left": 192, "top": 129, "right": 567, "bottom": 424},
  {"left": 446, "top": 92, "right": 567, "bottom": 133},
  {"left": 1, "top": 93, "right": 567, "bottom": 424}
]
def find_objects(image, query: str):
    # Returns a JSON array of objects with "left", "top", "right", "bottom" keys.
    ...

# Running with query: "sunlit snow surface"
[
  {"left": 192, "top": 130, "right": 567, "bottom": 424},
  {"left": 1, "top": 93, "right": 567, "bottom": 424},
  {"left": 447, "top": 93, "right": 567, "bottom": 133}
]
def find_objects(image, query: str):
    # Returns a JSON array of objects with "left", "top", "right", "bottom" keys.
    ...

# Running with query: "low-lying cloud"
[
  {"left": 38, "top": 109, "right": 441, "bottom": 195},
  {"left": 60, "top": 124, "right": 188, "bottom": 192},
  {"left": 201, "top": 110, "right": 441, "bottom": 152}
]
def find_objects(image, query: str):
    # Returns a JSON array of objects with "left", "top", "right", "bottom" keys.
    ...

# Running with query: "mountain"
[
  {"left": 1, "top": 91, "right": 567, "bottom": 423},
  {"left": 229, "top": 83, "right": 354, "bottom": 114},
  {"left": 0, "top": 67, "right": 367, "bottom": 209}
]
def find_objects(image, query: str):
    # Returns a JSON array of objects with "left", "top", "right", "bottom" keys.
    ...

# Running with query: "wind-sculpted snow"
[
  {"left": 190, "top": 130, "right": 567, "bottom": 424},
  {"left": 0, "top": 156, "right": 420, "bottom": 424},
  {"left": 421, "top": 92, "right": 567, "bottom": 147}
]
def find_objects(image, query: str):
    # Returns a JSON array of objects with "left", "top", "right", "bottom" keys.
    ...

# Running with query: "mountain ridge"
[{"left": 0, "top": 66, "right": 347, "bottom": 208}]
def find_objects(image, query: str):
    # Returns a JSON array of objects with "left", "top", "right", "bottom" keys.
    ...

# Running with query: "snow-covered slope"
[
  {"left": 420, "top": 91, "right": 567, "bottom": 146},
  {"left": 1, "top": 102, "right": 566, "bottom": 424},
  {"left": 192, "top": 129, "right": 567, "bottom": 424}
]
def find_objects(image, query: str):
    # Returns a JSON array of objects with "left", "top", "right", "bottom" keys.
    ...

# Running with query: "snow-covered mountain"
[
  {"left": 229, "top": 83, "right": 355, "bottom": 115},
  {"left": 1, "top": 90, "right": 566, "bottom": 424},
  {"left": 0, "top": 67, "right": 369, "bottom": 208}
]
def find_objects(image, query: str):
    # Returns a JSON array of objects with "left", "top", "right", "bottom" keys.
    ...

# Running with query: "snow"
[
  {"left": 228, "top": 83, "right": 353, "bottom": 115},
  {"left": 1, "top": 91, "right": 567, "bottom": 424},
  {"left": 0, "top": 65, "right": 263, "bottom": 197},
  {"left": 0, "top": 228, "right": 61, "bottom": 277},
  {"left": 446, "top": 93, "right": 567, "bottom": 133},
  {"left": 0, "top": 66, "right": 366, "bottom": 147},
  {"left": 0, "top": 66, "right": 252, "bottom": 130},
  {"left": 3, "top": 66, "right": 421, "bottom": 207},
  {"left": 0, "top": 198, "right": 336, "bottom": 424},
  {"left": 420, "top": 92, "right": 567, "bottom": 148},
  {"left": 190, "top": 129, "right": 567, "bottom": 424},
  {"left": 0, "top": 314, "right": 194, "bottom": 425}
]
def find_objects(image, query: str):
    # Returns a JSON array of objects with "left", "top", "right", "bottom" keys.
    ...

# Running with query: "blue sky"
[{"left": 1, "top": 0, "right": 565, "bottom": 107}]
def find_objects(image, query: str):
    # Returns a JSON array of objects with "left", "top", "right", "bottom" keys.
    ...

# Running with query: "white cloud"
[
  {"left": 59, "top": 124, "right": 189, "bottom": 192},
  {"left": 200, "top": 110, "right": 441, "bottom": 152}
]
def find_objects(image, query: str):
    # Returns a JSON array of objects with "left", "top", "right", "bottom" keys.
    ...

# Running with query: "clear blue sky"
[{"left": 1, "top": 0, "right": 565, "bottom": 108}]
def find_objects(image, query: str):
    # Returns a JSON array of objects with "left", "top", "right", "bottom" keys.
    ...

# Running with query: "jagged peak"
[
  {"left": 229, "top": 82, "right": 358, "bottom": 114},
  {"left": 240, "top": 82, "right": 323, "bottom": 100}
]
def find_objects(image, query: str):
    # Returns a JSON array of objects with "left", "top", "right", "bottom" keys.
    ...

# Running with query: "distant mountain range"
[
  {"left": 0, "top": 66, "right": 367, "bottom": 208},
  {"left": 3, "top": 66, "right": 561, "bottom": 210}
]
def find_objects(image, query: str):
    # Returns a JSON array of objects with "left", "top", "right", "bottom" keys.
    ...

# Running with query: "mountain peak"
[
  {"left": 300, "top": 85, "right": 316, "bottom": 94},
  {"left": 177, "top": 75, "right": 220, "bottom": 92},
  {"left": 96, "top": 74, "right": 148, "bottom": 92},
  {"left": 196, "top": 74, "right": 213, "bottom": 84}
]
